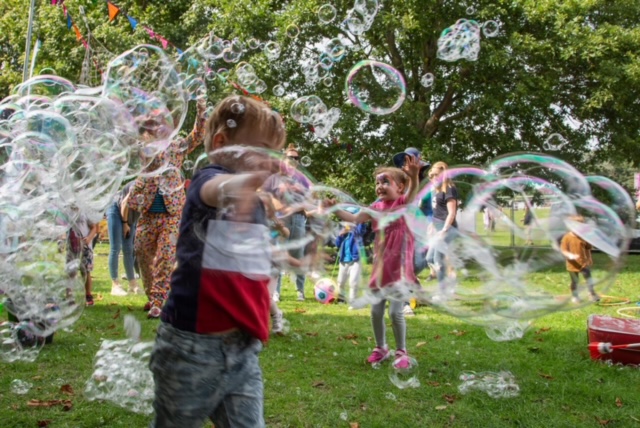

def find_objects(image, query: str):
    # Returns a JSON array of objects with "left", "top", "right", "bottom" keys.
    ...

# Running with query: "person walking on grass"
[
  {"left": 560, "top": 215, "right": 600, "bottom": 303},
  {"left": 328, "top": 157, "right": 420, "bottom": 370}
]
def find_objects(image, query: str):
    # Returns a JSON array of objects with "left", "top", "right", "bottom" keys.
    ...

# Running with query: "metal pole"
[{"left": 22, "top": 0, "right": 37, "bottom": 82}]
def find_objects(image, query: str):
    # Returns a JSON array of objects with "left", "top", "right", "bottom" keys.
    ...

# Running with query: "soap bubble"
[
  {"left": 346, "top": 60, "right": 406, "bottom": 115},
  {"left": 543, "top": 133, "right": 568, "bottom": 151},
  {"left": 389, "top": 356, "right": 420, "bottom": 389},
  {"left": 0, "top": 321, "right": 46, "bottom": 363},
  {"left": 11, "top": 379, "right": 33, "bottom": 394},
  {"left": 318, "top": 4, "right": 337, "bottom": 23},
  {"left": 273, "top": 84, "right": 286, "bottom": 97},
  {"left": 466, "top": 6, "right": 476, "bottom": 15},
  {"left": 248, "top": 38, "right": 261, "bottom": 50},
  {"left": 286, "top": 24, "right": 300, "bottom": 39},
  {"left": 264, "top": 42, "right": 282, "bottom": 61},
  {"left": 324, "top": 38, "right": 346, "bottom": 62},
  {"left": 482, "top": 20, "right": 500, "bottom": 37},
  {"left": 420, "top": 73, "right": 435, "bottom": 88},
  {"left": 437, "top": 19, "right": 481, "bottom": 62},
  {"left": 300, "top": 156, "right": 312, "bottom": 167}
]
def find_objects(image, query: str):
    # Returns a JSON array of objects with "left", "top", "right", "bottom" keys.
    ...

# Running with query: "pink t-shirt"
[{"left": 368, "top": 195, "right": 417, "bottom": 289}]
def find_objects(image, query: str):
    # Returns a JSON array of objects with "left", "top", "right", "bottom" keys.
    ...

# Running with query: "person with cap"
[{"left": 392, "top": 147, "right": 433, "bottom": 315}]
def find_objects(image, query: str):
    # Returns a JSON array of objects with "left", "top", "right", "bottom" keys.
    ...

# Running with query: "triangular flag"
[
  {"left": 144, "top": 27, "right": 155, "bottom": 38},
  {"left": 51, "top": 0, "right": 58, "bottom": 5},
  {"left": 176, "top": 48, "right": 184, "bottom": 55},
  {"left": 66, "top": 14, "right": 72, "bottom": 29},
  {"left": 73, "top": 24, "right": 82, "bottom": 41},
  {"left": 63, "top": 4, "right": 67, "bottom": 17},
  {"left": 126, "top": 15, "right": 138, "bottom": 30},
  {"left": 107, "top": 2, "right": 120, "bottom": 22},
  {"left": 160, "top": 37, "right": 168, "bottom": 49}
]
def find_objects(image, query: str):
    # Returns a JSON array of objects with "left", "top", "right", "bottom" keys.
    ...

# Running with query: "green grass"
[{"left": 2, "top": 244, "right": 640, "bottom": 427}]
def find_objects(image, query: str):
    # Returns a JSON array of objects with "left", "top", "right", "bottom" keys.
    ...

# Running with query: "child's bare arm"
[
  {"left": 84, "top": 223, "right": 99, "bottom": 245},
  {"left": 200, "top": 172, "right": 270, "bottom": 222},
  {"left": 402, "top": 155, "right": 420, "bottom": 202}
]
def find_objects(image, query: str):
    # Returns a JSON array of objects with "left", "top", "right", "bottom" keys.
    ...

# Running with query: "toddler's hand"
[{"left": 402, "top": 155, "right": 420, "bottom": 177}]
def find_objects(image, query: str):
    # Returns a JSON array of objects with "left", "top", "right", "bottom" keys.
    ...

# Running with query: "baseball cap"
[{"left": 392, "top": 147, "right": 421, "bottom": 168}]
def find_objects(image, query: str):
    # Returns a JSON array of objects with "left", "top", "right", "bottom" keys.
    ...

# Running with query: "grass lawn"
[{"left": 2, "top": 243, "right": 640, "bottom": 427}]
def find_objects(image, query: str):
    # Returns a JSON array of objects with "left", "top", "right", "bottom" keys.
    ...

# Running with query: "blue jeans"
[
  {"left": 149, "top": 323, "right": 264, "bottom": 428},
  {"left": 107, "top": 202, "right": 136, "bottom": 281},
  {"left": 276, "top": 213, "right": 307, "bottom": 295},
  {"left": 426, "top": 226, "right": 458, "bottom": 283}
]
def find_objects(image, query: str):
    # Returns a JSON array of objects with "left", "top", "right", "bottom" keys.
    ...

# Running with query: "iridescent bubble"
[
  {"left": 458, "top": 371, "right": 520, "bottom": 398},
  {"left": 322, "top": 77, "right": 333, "bottom": 87},
  {"left": 318, "top": 4, "right": 337, "bottom": 23},
  {"left": 466, "top": 5, "right": 476, "bottom": 15},
  {"left": 420, "top": 73, "right": 435, "bottom": 88},
  {"left": 286, "top": 24, "right": 300, "bottom": 39},
  {"left": 437, "top": 19, "right": 481, "bottom": 62},
  {"left": 345, "top": 60, "right": 406, "bottom": 115},
  {"left": 300, "top": 156, "right": 312, "bottom": 167},
  {"left": 248, "top": 38, "right": 261, "bottom": 50},
  {"left": 227, "top": 119, "right": 237, "bottom": 128},
  {"left": 183, "top": 160, "right": 194, "bottom": 171},
  {"left": 482, "top": 20, "right": 500, "bottom": 37},
  {"left": 290, "top": 95, "right": 328, "bottom": 124},
  {"left": 230, "top": 103, "right": 245, "bottom": 114},
  {"left": 222, "top": 39, "right": 244, "bottom": 63}
]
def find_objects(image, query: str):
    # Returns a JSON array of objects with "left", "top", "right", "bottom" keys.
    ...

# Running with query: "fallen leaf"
[
  {"left": 435, "top": 405, "right": 447, "bottom": 410},
  {"left": 615, "top": 397, "right": 623, "bottom": 408},
  {"left": 359, "top": 403, "right": 367, "bottom": 411},
  {"left": 416, "top": 341, "right": 427, "bottom": 348},
  {"left": 60, "top": 384, "right": 74, "bottom": 395},
  {"left": 528, "top": 347, "right": 540, "bottom": 353},
  {"left": 62, "top": 402, "right": 73, "bottom": 411},
  {"left": 344, "top": 334, "right": 358, "bottom": 340},
  {"left": 109, "top": 302, "right": 118, "bottom": 306},
  {"left": 351, "top": 340, "right": 359, "bottom": 346},
  {"left": 538, "top": 373, "right": 554, "bottom": 380},
  {"left": 450, "top": 330, "right": 467, "bottom": 337},
  {"left": 306, "top": 332, "right": 318, "bottom": 337},
  {"left": 443, "top": 394, "right": 457, "bottom": 404},
  {"left": 10, "top": 404, "right": 18, "bottom": 410},
  {"left": 535, "top": 327, "right": 551, "bottom": 334},
  {"left": 28, "top": 400, "right": 61, "bottom": 408},
  {"left": 367, "top": 336, "right": 372, "bottom": 342},
  {"left": 32, "top": 376, "right": 43, "bottom": 381},
  {"left": 107, "top": 324, "right": 116, "bottom": 329},
  {"left": 349, "top": 423, "right": 360, "bottom": 428},
  {"left": 294, "top": 308, "right": 307, "bottom": 313},
  {"left": 37, "top": 420, "right": 52, "bottom": 427},
  {"left": 535, "top": 337, "right": 544, "bottom": 342},
  {"left": 449, "top": 414, "right": 456, "bottom": 423},
  {"left": 596, "top": 417, "right": 610, "bottom": 426},
  {"left": 127, "top": 306, "right": 134, "bottom": 311},
  {"left": 95, "top": 294, "right": 104, "bottom": 301},
  {"left": 434, "top": 335, "right": 441, "bottom": 340},
  {"left": 112, "top": 309, "right": 121, "bottom": 319},
  {"left": 427, "top": 381, "right": 440, "bottom": 387},
  {"left": 312, "top": 381, "right": 326, "bottom": 388}
]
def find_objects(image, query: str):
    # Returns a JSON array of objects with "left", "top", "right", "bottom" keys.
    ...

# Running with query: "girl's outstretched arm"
[{"left": 402, "top": 155, "right": 421, "bottom": 202}]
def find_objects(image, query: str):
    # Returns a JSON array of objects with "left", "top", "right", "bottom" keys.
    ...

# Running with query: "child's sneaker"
[
  {"left": 147, "top": 306, "right": 162, "bottom": 319},
  {"left": 272, "top": 292, "right": 280, "bottom": 303},
  {"left": 271, "top": 310, "right": 284, "bottom": 335},
  {"left": 393, "top": 349, "right": 412, "bottom": 370},
  {"left": 571, "top": 295, "right": 581, "bottom": 304},
  {"left": 402, "top": 303, "right": 415, "bottom": 316},
  {"left": 111, "top": 281, "right": 127, "bottom": 297},
  {"left": 367, "top": 346, "right": 391, "bottom": 366},
  {"left": 297, "top": 291, "right": 305, "bottom": 301},
  {"left": 85, "top": 294, "right": 94, "bottom": 307}
]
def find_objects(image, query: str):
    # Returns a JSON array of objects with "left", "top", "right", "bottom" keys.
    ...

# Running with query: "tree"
[{"left": 1, "top": 0, "right": 639, "bottom": 202}]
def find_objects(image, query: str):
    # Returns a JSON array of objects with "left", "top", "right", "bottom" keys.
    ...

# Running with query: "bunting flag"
[
  {"left": 51, "top": 0, "right": 58, "bottom": 5},
  {"left": 159, "top": 37, "right": 168, "bottom": 49},
  {"left": 72, "top": 24, "right": 83, "bottom": 41},
  {"left": 144, "top": 26, "right": 156, "bottom": 38},
  {"left": 127, "top": 15, "right": 138, "bottom": 30},
  {"left": 107, "top": 1, "right": 120, "bottom": 22},
  {"left": 66, "top": 14, "right": 72, "bottom": 29}
]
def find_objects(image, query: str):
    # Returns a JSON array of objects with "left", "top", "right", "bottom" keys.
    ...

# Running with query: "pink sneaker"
[
  {"left": 393, "top": 349, "right": 412, "bottom": 370},
  {"left": 367, "top": 346, "right": 391, "bottom": 365}
]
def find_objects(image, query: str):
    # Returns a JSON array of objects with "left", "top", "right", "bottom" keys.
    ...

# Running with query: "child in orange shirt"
[{"left": 560, "top": 215, "right": 599, "bottom": 303}]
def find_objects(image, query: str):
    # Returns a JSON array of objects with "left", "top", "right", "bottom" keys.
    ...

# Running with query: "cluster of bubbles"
[
  {"left": 0, "top": 321, "right": 46, "bottom": 362},
  {"left": 543, "top": 133, "right": 568, "bottom": 151},
  {"left": 290, "top": 95, "right": 341, "bottom": 138},
  {"left": 235, "top": 63, "right": 267, "bottom": 95},
  {"left": 420, "top": 73, "right": 435, "bottom": 88},
  {"left": 0, "top": 44, "right": 191, "bottom": 362},
  {"left": 84, "top": 316, "right": 154, "bottom": 415},
  {"left": 324, "top": 153, "right": 635, "bottom": 340},
  {"left": 437, "top": 19, "right": 500, "bottom": 62},
  {"left": 458, "top": 371, "right": 520, "bottom": 398},
  {"left": 343, "top": 0, "right": 379, "bottom": 36},
  {"left": 10, "top": 378, "right": 33, "bottom": 394}
]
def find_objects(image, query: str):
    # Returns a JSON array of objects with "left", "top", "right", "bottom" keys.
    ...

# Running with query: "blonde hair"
[
  {"left": 204, "top": 95, "right": 286, "bottom": 154},
  {"left": 374, "top": 166, "right": 409, "bottom": 192},
  {"left": 429, "top": 161, "right": 454, "bottom": 192}
]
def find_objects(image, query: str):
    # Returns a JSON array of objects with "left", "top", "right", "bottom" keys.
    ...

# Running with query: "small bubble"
[
  {"left": 227, "top": 119, "right": 237, "bottom": 128},
  {"left": 230, "top": 103, "right": 245, "bottom": 114}
]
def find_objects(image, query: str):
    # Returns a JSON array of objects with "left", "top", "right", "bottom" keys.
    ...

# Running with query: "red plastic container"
[{"left": 588, "top": 315, "right": 640, "bottom": 365}]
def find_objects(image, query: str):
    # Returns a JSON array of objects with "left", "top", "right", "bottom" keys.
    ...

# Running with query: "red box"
[{"left": 588, "top": 315, "right": 640, "bottom": 365}]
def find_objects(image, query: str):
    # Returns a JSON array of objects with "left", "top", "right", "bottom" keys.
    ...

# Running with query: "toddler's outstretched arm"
[{"left": 402, "top": 155, "right": 421, "bottom": 202}]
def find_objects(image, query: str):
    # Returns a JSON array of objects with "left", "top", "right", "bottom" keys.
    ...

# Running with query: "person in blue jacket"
[{"left": 335, "top": 221, "right": 367, "bottom": 307}]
